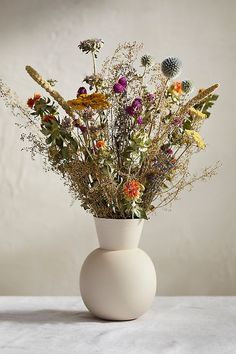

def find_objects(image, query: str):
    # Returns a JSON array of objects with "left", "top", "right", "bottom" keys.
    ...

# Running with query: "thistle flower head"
[
  {"left": 182, "top": 80, "right": 193, "bottom": 94},
  {"left": 141, "top": 54, "right": 153, "bottom": 67},
  {"left": 78, "top": 39, "right": 104, "bottom": 56},
  {"left": 161, "top": 57, "right": 182, "bottom": 79}
]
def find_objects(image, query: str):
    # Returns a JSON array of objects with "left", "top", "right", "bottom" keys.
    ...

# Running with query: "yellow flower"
[
  {"left": 67, "top": 93, "right": 109, "bottom": 110},
  {"left": 185, "top": 130, "right": 206, "bottom": 149},
  {"left": 189, "top": 107, "right": 207, "bottom": 119}
]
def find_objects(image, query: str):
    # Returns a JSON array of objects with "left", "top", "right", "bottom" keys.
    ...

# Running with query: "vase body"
[{"left": 80, "top": 217, "right": 157, "bottom": 321}]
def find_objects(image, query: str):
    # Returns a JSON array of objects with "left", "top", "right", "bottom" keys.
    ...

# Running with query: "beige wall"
[{"left": 0, "top": 0, "right": 235, "bottom": 295}]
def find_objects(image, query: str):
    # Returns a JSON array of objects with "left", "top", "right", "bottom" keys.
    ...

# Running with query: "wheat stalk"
[{"left": 25, "top": 66, "right": 74, "bottom": 117}]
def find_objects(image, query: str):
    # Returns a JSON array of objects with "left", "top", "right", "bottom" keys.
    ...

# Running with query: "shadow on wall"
[{"left": 0, "top": 225, "right": 97, "bottom": 295}]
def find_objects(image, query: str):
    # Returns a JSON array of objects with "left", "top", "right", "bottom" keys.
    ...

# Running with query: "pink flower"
[
  {"left": 172, "top": 117, "right": 183, "bottom": 126},
  {"left": 147, "top": 93, "right": 155, "bottom": 103}
]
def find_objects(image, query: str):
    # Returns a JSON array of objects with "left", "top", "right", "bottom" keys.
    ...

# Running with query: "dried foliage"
[{"left": 0, "top": 40, "right": 219, "bottom": 219}]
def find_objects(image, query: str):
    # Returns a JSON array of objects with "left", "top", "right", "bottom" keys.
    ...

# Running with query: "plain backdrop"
[{"left": 0, "top": 0, "right": 235, "bottom": 295}]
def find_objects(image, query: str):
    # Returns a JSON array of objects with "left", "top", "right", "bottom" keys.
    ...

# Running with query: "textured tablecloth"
[{"left": 0, "top": 297, "right": 235, "bottom": 354}]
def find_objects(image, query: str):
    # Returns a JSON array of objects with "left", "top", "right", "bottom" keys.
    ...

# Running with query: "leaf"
[
  {"left": 46, "top": 135, "right": 53, "bottom": 144},
  {"left": 41, "top": 128, "right": 50, "bottom": 136},
  {"left": 133, "top": 207, "right": 148, "bottom": 219},
  {"left": 194, "top": 94, "right": 219, "bottom": 119},
  {"left": 61, "top": 146, "right": 69, "bottom": 160},
  {"left": 70, "top": 138, "right": 78, "bottom": 151},
  {"left": 183, "top": 120, "right": 192, "bottom": 130},
  {"left": 56, "top": 138, "right": 63, "bottom": 148}
]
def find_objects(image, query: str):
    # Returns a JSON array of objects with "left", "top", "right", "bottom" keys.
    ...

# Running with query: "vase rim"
[
  {"left": 94, "top": 216, "right": 144, "bottom": 250},
  {"left": 93, "top": 216, "right": 146, "bottom": 222}
]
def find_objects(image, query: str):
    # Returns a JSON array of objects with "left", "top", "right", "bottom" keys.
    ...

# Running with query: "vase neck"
[{"left": 94, "top": 218, "right": 144, "bottom": 251}]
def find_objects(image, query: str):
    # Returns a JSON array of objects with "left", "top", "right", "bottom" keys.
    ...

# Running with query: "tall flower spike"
[
  {"left": 182, "top": 80, "right": 193, "bottom": 94},
  {"left": 179, "top": 84, "right": 219, "bottom": 116},
  {"left": 161, "top": 57, "right": 182, "bottom": 79},
  {"left": 25, "top": 66, "right": 74, "bottom": 118}
]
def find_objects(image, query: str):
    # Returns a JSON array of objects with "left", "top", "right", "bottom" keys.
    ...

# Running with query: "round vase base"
[{"left": 80, "top": 248, "right": 156, "bottom": 321}]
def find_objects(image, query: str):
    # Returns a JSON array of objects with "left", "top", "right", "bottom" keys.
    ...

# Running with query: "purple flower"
[
  {"left": 126, "top": 105, "right": 136, "bottom": 116},
  {"left": 118, "top": 76, "right": 127, "bottom": 88},
  {"left": 132, "top": 97, "right": 142, "bottom": 111},
  {"left": 77, "top": 87, "right": 87, "bottom": 97},
  {"left": 172, "top": 117, "right": 183, "bottom": 126},
  {"left": 113, "top": 83, "right": 125, "bottom": 94},
  {"left": 147, "top": 93, "right": 155, "bottom": 103},
  {"left": 137, "top": 116, "right": 143, "bottom": 125}
]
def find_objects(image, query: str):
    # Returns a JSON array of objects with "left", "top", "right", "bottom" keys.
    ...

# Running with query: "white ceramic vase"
[{"left": 80, "top": 217, "right": 157, "bottom": 321}]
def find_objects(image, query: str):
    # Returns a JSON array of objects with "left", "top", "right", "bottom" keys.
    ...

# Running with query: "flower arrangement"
[{"left": 0, "top": 39, "right": 219, "bottom": 219}]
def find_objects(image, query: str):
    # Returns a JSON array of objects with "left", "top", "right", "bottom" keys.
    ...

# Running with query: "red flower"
[
  {"left": 27, "top": 98, "right": 35, "bottom": 109},
  {"left": 27, "top": 93, "right": 41, "bottom": 109}
]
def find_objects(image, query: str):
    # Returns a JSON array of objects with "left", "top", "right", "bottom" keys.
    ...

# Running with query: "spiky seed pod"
[
  {"left": 182, "top": 80, "right": 193, "bottom": 94},
  {"left": 141, "top": 54, "right": 153, "bottom": 67},
  {"left": 161, "top": 57, "right": 182, "bottom": 79}
]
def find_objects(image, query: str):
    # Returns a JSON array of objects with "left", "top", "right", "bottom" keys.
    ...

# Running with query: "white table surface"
[{"left": 0, "top": 297, "right": 235, "bottom": 354}]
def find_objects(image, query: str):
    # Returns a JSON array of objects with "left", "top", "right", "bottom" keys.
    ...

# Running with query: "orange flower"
[
  {"left": 42, "top": 114, "right": 57, "bottom": 122},
  {"left": 27, "top": 92, "right": 41, "bottom": 108},
  {"left": 67, "top": 93, "right": 109, "bottom": 111},
  {"left": 34, "top": 93, "right": 41, "bottom": 100},
  {"left": 123, "top": 180, "right": 144, "bottom": 201},
  {"left": 96, "top": 140, "right": 106, "bottom": 149},
  {"left": 173, "top": 82, "right": 183, "bottom": 94}
]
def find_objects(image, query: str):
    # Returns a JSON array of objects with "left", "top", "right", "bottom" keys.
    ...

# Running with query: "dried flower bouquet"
[{"left": 0, "top": 39, "right": 219, "bottom": 219}]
